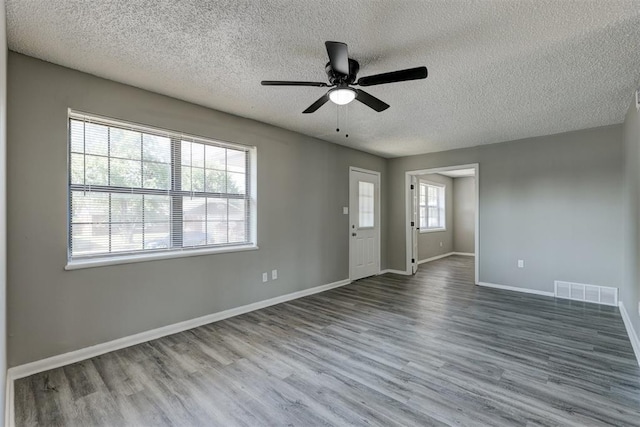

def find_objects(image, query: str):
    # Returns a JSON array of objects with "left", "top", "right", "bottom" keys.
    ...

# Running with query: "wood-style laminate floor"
[{"left": 15, "top": 256, "right": 640, "bottom": 426}]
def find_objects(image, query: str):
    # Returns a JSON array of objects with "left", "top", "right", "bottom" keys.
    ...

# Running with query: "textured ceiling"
[{"left": 6, "top": 1, "right": 640, "bottom": 158}]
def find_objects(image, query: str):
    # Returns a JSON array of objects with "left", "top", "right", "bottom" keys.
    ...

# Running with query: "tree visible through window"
[
  {"left": 419, "top": 181, "right": 445, "bottom": 231},
  {"left": 68, "top": 112, "right": 255, "bottom": 260}
]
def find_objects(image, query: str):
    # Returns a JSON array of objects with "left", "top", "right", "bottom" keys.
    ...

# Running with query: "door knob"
[{"left": 352, "top": 233, "right": 357, "bottom": 237}]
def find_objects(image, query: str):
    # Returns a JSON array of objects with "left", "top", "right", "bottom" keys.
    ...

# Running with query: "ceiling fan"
[{"left": 261, "top": 41, "right": 428, "bottom": 113}]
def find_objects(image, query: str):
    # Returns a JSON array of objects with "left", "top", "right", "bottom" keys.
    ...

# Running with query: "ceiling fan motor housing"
[{"left": 325, "top": 59, "right": 360, "bottom": 85}]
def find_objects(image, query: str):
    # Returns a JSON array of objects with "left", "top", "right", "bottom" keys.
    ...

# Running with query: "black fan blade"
[
  {"left": 355, "top": 89, "right": 389, "bottom": 112},
  {"left": 325, "top": 41, "right": 350, "bottom": 75},
  {"left": 302, "top": 93, "right": 330, "bottom": 114},
  {"left": 261, "top": 80, "right": 328, "bottom": 87},
  {"left": 357, "top": 66, "right": 427, "bottom": 87}
]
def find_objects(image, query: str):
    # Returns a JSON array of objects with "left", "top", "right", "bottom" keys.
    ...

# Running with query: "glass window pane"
[
  {"left": 71, "top": 223, "right": 109, "bottom": 256},
  {"left": 206, "top": 198, "right": 227, "bottom": 222},
  {"left": 181, "top": 141, "right": 192, "bottom": 166},
  {"left": 207, "top": 221, "right": 228, "bottom": 244},
  {"left": 227, "top": 149, "right": 246, "bottom": 173},
  {"left": 111, "top": 193, "right": 143, "bottom": 223},
  {"left": 205, "top": 145, "right": 226, "bottom": 170},
  {"left": 85, "top": 155, "right": 109, "bottom": 186},
  {"left": 182, "top": 167, "right": 205, "bottom": 192},
  {"left": 84, "top": 123, "right": 109, "bottom": 156},
  {"left": 228, "top": 199, "right": 245, "bottom": 221},
  {"left": 183, "top": 197, "right": 206, "bottom": 222},
  {"left": 142, "top": 134, "right": 171, "bottom": 163},
  {"left": 227, "top": 172, "right": 245, "bottom": 194},
  {"left": 358, "top": 181, "right": 374, "bottom": 228},
  {"left": 70, "top": 120, "right": 85, "bottom": 153},
  {"left": 70, "top": 153, "right": 85, "bottom": 185},
  {"left": 110, "top": 128, "right": 141, "bottom": 160},
  {"left": 182, "top": 222, "right": 207, "bottom": 247},
  {"left": 205, "top": 169, "right": 227, "bottom": 193},
  {"left": 182, "top": 141, "right": 205, "bottom": 168},
  {"left": 110, "top": 158, "right": 142, "bottom": 188},
  {"left": 143, "top": 161, "right": 170, "bottom": 190},
  {"left": 144, "top": 195, "right": 170, "bottom": 222},
  {"left": 71, "top": 191, "right": 109, "bottom": 224},
  {"left": 228, "top": 220, "right": 246, "bottom": 243},
  {"left": 191, "top": 142, "right": 205, "bottom": 168},
  {"left": 144, "top": 222, "right": 171, "bottom": 250},
  {"left": 111, "top": 223, "right": 143, "bottom": 253}
]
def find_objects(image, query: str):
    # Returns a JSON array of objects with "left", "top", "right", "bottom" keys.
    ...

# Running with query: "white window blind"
[
  {"left": 68, "top": 111, "right": 255, "bottom": 261},
  {"left": 419, "top": 181, "right": 445, "bottom": 230}
]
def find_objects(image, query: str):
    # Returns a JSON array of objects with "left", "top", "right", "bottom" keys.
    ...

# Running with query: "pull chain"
[
  {"left": 345, "top": 103, "right": 349, "bottom": 138},
  {"left": 336, "top": 104, "right": 340, "bottom": 132}
]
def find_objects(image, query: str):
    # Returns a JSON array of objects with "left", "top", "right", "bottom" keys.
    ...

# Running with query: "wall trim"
[
  {"left": 451, "top": 252, "right": 475, "bottom": 257},
  {"left": 418, "top": 252, "right": 455, "bottom": 265},
  {"left": 379, "top": 269, "right": 411, "bottom": 276},
  {"left": 477, "top": 281, "right": 555, "bottom": 297},
  {"left": 5, "top": 374, "right": 12, "bottom": 427},
  {"left": 7, "top": 278, "right": 351, "bottom": 382},
  {"left": 619, "top": 301, "right": 640, "bottom": 367}
]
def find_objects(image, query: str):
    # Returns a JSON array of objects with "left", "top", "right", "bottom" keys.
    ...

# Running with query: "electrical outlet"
[
  {"left": 272, "top": 269, "right": 278, "bottom": 280},
  {"left": 439, "top": 242, "right": 443, "bottom": 247},
  {"left": 517, "top": 260, "right": 524, "bottom": 268},
  {"left": 262, "top": 272, "right": 268, "bottom": 283}
]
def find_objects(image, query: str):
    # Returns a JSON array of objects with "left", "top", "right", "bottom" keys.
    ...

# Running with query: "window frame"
[
  {"left": 65, "top": 110, "right": 258, "bottom": 270},
  {"left": 419, "top": 180, "right": 446, "bottom": 233}
]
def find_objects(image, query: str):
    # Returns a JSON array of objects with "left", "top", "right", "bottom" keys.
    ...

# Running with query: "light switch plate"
[
  {"left": 272, "top": 269, "right": 278, "bottom": 280},
  {"left": 517, "top": 260, "right": 524, "bottom": 268},
  {"left": 262, "top": 272, "right": 268, "bottom": 283},
  {"left": 343, "top": 207, "right": 349, "bottom": 215}
]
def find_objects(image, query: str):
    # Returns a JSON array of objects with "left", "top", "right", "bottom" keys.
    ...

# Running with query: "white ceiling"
[
  {"left": 437, "top": 169, "right": 476, "bottom": 178},
  {"left": 6, "top": 1, "right": 640, "bottom": 158}
]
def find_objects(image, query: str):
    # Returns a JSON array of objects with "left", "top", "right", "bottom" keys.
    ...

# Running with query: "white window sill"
[
  {"left": 420, "top": 228, "right": 447, "bottom": 234},
  {"left": 65, "top": 244, "right": 259, "bottom": 270}
]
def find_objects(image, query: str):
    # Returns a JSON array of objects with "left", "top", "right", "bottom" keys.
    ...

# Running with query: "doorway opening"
[{"left": 405, "top": 164, "right": 479, "bottom": 284}]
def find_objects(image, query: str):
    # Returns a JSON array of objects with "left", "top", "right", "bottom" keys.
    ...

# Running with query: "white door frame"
[
  {"left": 349, "top": 166, "right": 381, "bottom": 281},
  {"left": 404, "top": 163, "right": 479, "bottom": 284}
]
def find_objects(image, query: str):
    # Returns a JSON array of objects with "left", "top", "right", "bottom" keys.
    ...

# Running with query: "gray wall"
[
  {"left": 388, "top": 125, "right": 624, "bottom": 293},
  {"left": 622, "top": 98, "right": 640, "bottom": 348},
  {"left": 7, "top": 52, "right": 388, "bottom": 366},
  {"left": 0, "top": 0, "right": 6, "bottom": 420},
  {"left": 453, "top": 177, "right": 475, "bottom": 254},
  {"left": 417, "top": 173, "right": 453, "bottom": 261}
]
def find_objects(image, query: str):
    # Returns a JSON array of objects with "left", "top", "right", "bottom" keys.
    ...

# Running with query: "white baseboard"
[
  {"left": 477, "top": 281, "right": 555, "bottom": 297},
  {"left": 7, "top": 278, "right": 351, "bottom": 382},
  {"left": 451, "top": 252, "right": 475, "bottom": 257},
  {"left": 379, "top": 269, "right": 411, "bottom": 275},
  {"left": 418, "top": 252, "right": 455, "bottom": 265},
  {"left": 619, "top": 301, "right": 640, "bottom": 367}
]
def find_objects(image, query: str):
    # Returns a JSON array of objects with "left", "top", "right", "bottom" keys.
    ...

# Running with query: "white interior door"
[
  {"left": 349, "top": 168, "right": 380, "bottom": 281},
  {"left": 411, "top": 175, "right": 419, "bottom": 274}
]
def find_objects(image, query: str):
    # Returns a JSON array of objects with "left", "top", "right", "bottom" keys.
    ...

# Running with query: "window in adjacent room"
[
  {"left": 67, "top": 111, "right": 257, "bottom": 266},
  {"left": 419, "top": 181, "right": 445, "bottom": 232}
]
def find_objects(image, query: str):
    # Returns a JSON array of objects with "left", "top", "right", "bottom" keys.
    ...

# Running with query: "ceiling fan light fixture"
[{"left": 329, "top": 88, "right": 356, "bottom": 105}]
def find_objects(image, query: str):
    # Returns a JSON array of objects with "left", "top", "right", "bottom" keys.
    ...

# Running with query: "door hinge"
[
  {"left": 410, "top": 184, "right": 414, "bottom": 190},
  {"left": 412, "top": 258, "right": 415, "bottom": 263},
  {"left": 411, "top": 221, "right": 415, "bottom": 227}
]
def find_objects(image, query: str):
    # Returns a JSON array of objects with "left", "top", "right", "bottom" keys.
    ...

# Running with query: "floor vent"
[{"left": 554, "top": 281, "right": 618, "bottom": 306}]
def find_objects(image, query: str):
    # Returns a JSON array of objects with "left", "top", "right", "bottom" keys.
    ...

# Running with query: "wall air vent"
[{"left": 554, "top": 281, "right": 618, "bottom": 306}]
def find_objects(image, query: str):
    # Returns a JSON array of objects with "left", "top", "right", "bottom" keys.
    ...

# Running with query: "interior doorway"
[
  {"left": 405, "top": 164, "right": 479, "bottom": 283},
  {"left": 349, "top": 167, "right": 381, "bottom": 281}
]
